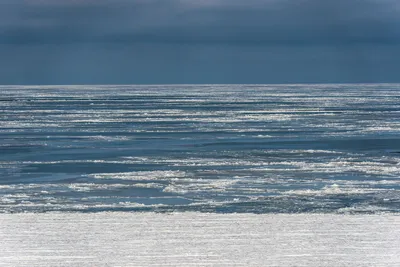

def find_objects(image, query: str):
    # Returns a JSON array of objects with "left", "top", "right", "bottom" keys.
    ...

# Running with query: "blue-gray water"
[{"left": 1, "top": 84, "right": 399, "bottom": 213}]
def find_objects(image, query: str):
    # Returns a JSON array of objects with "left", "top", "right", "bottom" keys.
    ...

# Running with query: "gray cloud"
[{"left": 1, "top": 0, "right": 399, "bottom": 45}]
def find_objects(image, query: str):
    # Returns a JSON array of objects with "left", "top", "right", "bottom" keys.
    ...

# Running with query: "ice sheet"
[{"left": 1, "top": 213, "right": 399, "bottom": 266}]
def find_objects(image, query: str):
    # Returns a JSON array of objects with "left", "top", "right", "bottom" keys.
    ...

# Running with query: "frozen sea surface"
[
  {"left": 0, "top": 84, "right": 400, "bottom": 213},
  {"left": 0, "top": 213, "right": 399, "bottom": 266}
]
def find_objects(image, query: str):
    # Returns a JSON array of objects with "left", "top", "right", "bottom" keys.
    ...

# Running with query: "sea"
[{"left": 1, "top": 84, "right": 399, "bottom": 214}]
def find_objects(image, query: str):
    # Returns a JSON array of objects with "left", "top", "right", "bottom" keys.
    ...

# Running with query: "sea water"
[{"left": 1, "top": 84, "right": 399, "bottom": 213}]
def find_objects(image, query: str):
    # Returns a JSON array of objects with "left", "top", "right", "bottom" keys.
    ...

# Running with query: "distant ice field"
[{"left": 0, "top": 84, "right": 399, "bottom": 213}]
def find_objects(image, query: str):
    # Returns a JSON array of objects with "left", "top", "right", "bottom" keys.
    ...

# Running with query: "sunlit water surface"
[{"left": 1, "top": 84, "right": 399, "bottom": 213}]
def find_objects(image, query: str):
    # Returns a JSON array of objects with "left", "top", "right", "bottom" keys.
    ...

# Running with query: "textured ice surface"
[{"left": 0, "top": 213, "right": 399, "bottom": 267}]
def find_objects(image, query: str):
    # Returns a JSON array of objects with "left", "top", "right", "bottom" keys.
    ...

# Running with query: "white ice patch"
[
  {"left": 89, "top": 170, "right": 187, "bottom": 180},
  {"left": 163, "top": 179, "right": 238, "bottom": 194}
]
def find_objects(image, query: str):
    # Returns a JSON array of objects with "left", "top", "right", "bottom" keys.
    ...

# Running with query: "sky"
[{"left": 0, "top": 0, "right": 399, "bottom": 84}]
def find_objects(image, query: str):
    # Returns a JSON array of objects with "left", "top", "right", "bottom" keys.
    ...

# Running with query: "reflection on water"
[{"left": 0, "top": 84, "right": 400, "bottom": 213}]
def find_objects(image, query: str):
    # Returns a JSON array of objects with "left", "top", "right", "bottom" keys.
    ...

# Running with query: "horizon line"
[{"left": 1, "top": 82, "right": 400, "bottom": 87}]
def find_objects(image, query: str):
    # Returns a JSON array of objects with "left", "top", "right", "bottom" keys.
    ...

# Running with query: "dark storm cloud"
[
  {"left": 1, "top": 0, "right": 400, "bottom": 84},
  {"left": 1, "top": 0, "right": 399, "bottom": 45}
]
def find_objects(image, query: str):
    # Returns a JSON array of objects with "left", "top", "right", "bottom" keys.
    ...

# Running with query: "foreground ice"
[{"left": 1, "top": 213, "right": 399, "bottom": 266}]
